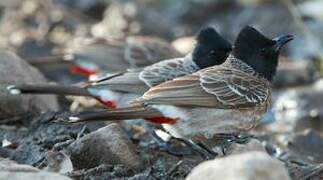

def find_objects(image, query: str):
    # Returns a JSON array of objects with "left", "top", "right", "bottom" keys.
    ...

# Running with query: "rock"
[
  {"left": 230, "top": 139, "right": 266, "bottom": 155},
  {"left": 298, "top": 0, "right": 323, "bottom": 21},
  {"left": 171, "top": 36, "right": 195, "bottom": 54},
  {"left": 288, "top": 129, "right": 323, "bottom": 163},
  {"left": 0, "top": 172, "right": 72, "bottom": 180},
  {"left": 274, "top": 57, "right": 315, "bottom": 88},
  {"left": 65, "top": 123, "right": 142, "bottom": 170},
  {"left": 186, "top": 151, "right": 291, "bottom": 180},
  {"left": 286, "top": 161, "right": 323, "bottom": 180},
  {"left": 0, "top": 50, "right": 59, "bottom": 120},
  {"left": 270, "top": 81, "right": 323, "bottom": 133},
  {"left": 0, "top": 157, "right": 39, "bottom": 172},
  {"left": 0, "top": 157, "right": 71, "bottom": 180},
  {"left": 44, "top": 151, "right": 73, "bottom": 174}
]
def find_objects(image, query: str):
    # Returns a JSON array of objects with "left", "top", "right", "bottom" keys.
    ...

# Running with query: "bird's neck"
[
  {"left": 183, "top": 53, "right": 200, "bottom": 72},
  {"left": 227, "top": 54, "right": 277, "bottom": 81},
  {"left": 225, "top": 55, "right": 256, "bottom": 74}
]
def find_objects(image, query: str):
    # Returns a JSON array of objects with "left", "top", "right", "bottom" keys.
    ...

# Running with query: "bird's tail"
[
  {"left": 27, "top": 54, "right": 67, "bottom": 66},
  {"left": 54, "top": 106, "right": 177, "bottom": 125},
  {"left": 7, "top": 84, "right": 92, "bottom": 97}
]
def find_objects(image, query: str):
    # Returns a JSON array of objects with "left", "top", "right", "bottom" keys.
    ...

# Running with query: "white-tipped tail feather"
[
  {"left": 7, "top": 85, "right": 21, "bottom": 95},
  {"left": 68, "top": 116, "right": 81, "bottom": 123}
]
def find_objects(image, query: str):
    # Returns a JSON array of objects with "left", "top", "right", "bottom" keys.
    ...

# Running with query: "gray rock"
[
  {"left": 65, "top": 123, "right": 142, "bottom": 170},
  {"left": 230, "top": 139, "right": 266, "bottom": 155},
  {"left": 0, "top": 157, "right": 71, "bottom": 180},
  {"left": 44, "top": 151, "right": 73, "bottom": 174},
  {"left": 274, "top": 58, "right": 315, "bottom": 88},
  {"left": 186, "top": 151, "right": 291, "bottom": 180},
  {"left": 288, "top": 129, "right": 323, "bottom": 164},
  {"left": 271, "top": 80, "right": 323, "bottom": 133},
  {"left": 0, "top": 172, "right": 72, "bottom": 180},
  {"left": 0, "top": 50, "right": 59, "bottom": 120},
  {"left": 0, "top": 157, "right": 39, "bottom": 172}
]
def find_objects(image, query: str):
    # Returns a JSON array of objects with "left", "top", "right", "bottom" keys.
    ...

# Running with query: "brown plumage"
[
  {"left": 9, "top": 27, "right": 232, "bottom": 109},
  {"left": 66, "top": 36, "right": 183, "bottom": 76},
  {"left": 61, "top": 26, "right": 293, "bottom": 141}
]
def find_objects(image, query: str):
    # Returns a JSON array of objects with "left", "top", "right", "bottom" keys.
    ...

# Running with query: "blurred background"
[{"left": 0, "top": 0, "right": 322, "bottom": 179}]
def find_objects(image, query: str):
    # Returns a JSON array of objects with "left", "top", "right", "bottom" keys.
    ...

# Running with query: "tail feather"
[
  {"left": 7, "top": 84, "right": 92, "bottom": 97},
  {"left": 54, "top": 106, "right": 164, "bottom": 124},
  {"left": 27, "top": 54, "right": 66, "bottom": 65}
]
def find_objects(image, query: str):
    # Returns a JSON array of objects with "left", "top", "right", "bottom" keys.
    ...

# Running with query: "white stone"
[{"left": 186, "top": 151, "right": 291, "bottom": 180}]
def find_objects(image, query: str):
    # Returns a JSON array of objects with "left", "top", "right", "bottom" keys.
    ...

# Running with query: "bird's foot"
[
  {"left": 146, "top": 125, "right": 192, "bottom": 157},
  {"left": 228, "top": 133, "right": 254, "bottom": 144},
  {"left": 178, "top": 139, "right": 217, "bottom": 160},
  {"left": 146, "top": 124, "right": 217, "bottom": 159},
  {"left": 214, "top": 133, "right": 253, "bottom": 144}
]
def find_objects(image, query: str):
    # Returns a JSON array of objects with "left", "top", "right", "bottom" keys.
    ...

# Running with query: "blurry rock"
[
  {"left": 298, "top": 0, "right": 323, "bottom": 21},
  {"left": 270, "top": 80, "right": 323, "bottom": 133},
  {"left": 230, "top": 139, "right": 266, "bottom": 155},
  {"left": 186, "top": 151, "right": 290, "bottom": 180},
  {"left": 288, "top": 129, "right": 323, "bottom": 163},
  {"left": 0, "top": 157, "right": 39, "bottom": 172},
  {"left": 0, "top": 172, "right": 71, "bottom": 180},
  {"left": 10, "top": 141, "right": 44, "bottom": 166},
  {"left": 16, "top": 39, "right": 55, "bottom": 60},
  {"left": 91, "top": 2, "right": 140, "bottom": 39},
  {"left": 44, "top": 151, "right": 73, "bottom": 174},
  {"left": 55, "top": 0, "right": 108, "bottom": 20},
  {"left": 0, "top": 0, "right": 56, "bottom": 47},
  {"left": 65, "top": 123, "right": 142, "bottom": 170},
  {"left": 0, "top": 50, "right": 59, "bottom": 120},
  {"left": 93, "top": 1, "right": 190, "bottom": 40},
  {"left": 205, "top": 1, "right": 319, "bottom": 59},
  {"left": 0, "top": 0, "right": 91, "bottom": 48},
  {"left": 0, "top": 157, "right": 71, "bottom": 180},
  {"left": 286, "top": 161, "right": 323, "bottom": 180},
  {"left": 274, "top": 57, "right": 315, "bottom": 88},
  {"left": 171, "top": 36, "right": 195, "bottom": 54}
]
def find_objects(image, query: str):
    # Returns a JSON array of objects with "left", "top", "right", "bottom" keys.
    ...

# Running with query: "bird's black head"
[
  {"left": 233, "top": 26, "right": 293, "bottom": 81},
  {"left": 192, "top": 27, "right": 232, "bottom": 69}
]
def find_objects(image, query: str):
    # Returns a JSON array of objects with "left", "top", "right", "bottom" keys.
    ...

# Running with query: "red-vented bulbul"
[
  {"left": 8, "top": 27, "right": 232, "bottom": 109},
  {"left": 57, "top": 26, "right": 293, "bottom": 156}
]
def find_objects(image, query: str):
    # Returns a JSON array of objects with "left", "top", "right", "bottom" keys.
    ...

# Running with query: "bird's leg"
[
  {"left": 196, "top": 141, "right": 218, "bottom": 157},
  {"left": 146, "top": 124, "right": 216, "bottom": 159},
  {"left": 211, "top": 133, "right": 252, "bottom": 155},
  {"left": 228, "top": 133, "right": 254, "bottom": 144},
  {"left": 169, "top": 137, "right": 215, "bottom": 159},
  {"left": 144, "top": 124, "right": 191, "bottom": 157},
  {"left": 214, "top": 133, "right": 253, "bottom": 144}
]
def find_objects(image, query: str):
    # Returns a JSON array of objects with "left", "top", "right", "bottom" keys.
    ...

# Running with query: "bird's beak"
[{"left": 272, "top": 34, "right": 294, "bottom": 52}]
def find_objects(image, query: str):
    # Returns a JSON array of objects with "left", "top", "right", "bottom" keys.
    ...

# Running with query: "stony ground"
[{"left": 0, "top": 0, "right": 322, "bottom": 180}]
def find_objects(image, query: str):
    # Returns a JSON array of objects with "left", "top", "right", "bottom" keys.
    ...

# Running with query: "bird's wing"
[
  {"left": 142, "top": 66, "right": 270, "bottom": 108},
  {"left": 124, "top": 36, "right": 181, "bottom": 68},
  {"left": 89, "top": 70, "right": 148, "bottom": 94},
  {"left": 72, "top": 40, "right": 129, "bottom": 72},
  {"left": 139, "top": 58, "right": 191, "bottom": 87}
]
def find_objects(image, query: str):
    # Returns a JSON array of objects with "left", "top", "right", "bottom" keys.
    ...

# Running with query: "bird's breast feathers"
[{"left": 153, "top": 105, "right": 263, "bottom": 139}]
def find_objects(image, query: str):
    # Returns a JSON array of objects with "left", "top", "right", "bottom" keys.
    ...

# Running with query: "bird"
[
  {"left": 65, "top": 36, "right": 183, "bottom": 77},
  {"left": 28, "top": 35, "right": 183, "bottom": 78},
  {"left": 8, "top": 27, "right": 233, "bottom": 109},
  {"left": 55, "top": 26, "right": 293, "bottom": 157}
]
